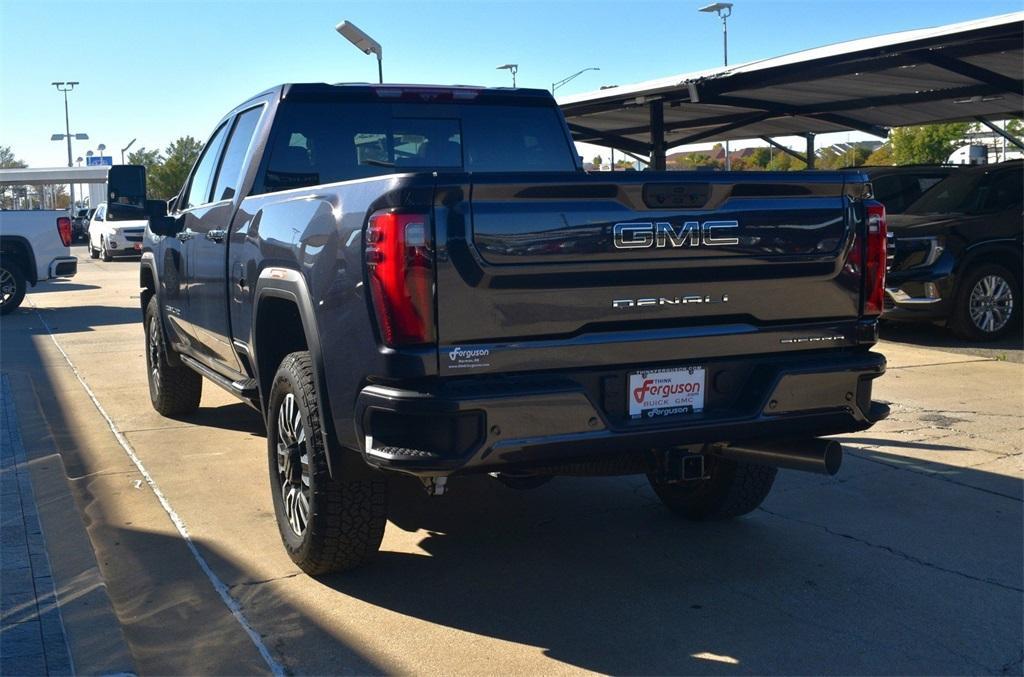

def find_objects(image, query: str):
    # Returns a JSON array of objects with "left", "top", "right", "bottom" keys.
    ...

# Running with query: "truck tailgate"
[{"left": 434, "top": 172, "right": 867, "bottom": 374}]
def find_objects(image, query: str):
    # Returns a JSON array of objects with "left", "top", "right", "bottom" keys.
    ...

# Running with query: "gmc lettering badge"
[{"left": 613, "top": 220, "right": 739, "bottom": 249}]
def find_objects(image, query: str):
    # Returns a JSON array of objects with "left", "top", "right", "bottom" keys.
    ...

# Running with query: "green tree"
[
  {"left": 890, "top": 123, "right": 969, "bottom": 165},
  {"left": 0, "top": 145, "right": 27, "bottom": 169},
  {"left": 591, "top": 155, "right": 603, "bottom": 169},
  {"left": 749, "top": 147, "right": 771, "bottom": 168},
  {"left": 149, "top": 136, "right": 202, "bottom": 199},
  {"left": 864, "top": 143, "right": 894, "bottom": 165},
  {"left": 127, "top": 147, "right": 163, "bottom": 187}
]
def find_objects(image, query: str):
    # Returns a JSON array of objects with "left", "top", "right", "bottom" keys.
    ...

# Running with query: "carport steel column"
[{"left": 650, "top": 100, "right": 666, "bottom": 171}]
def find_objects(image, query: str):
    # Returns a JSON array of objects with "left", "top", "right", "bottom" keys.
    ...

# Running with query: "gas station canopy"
[
  {"left": 0, "top": 166, "right": 110, "bottom": 185},
  {"left": 559, "top": 12, "right": 1024, "bottom": 169}
]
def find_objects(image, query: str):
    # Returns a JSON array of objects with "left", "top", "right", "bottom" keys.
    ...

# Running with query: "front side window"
[
  {"left": 184, "top": 123, "right": 230, "bottom": 209},
  {"left": 213, "top": 107, "right": 264, "bottom": 202}
]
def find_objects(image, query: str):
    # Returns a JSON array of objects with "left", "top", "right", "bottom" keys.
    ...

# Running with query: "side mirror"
[
  {"left": 107, "top": 165, "right": 147, "bottom": 221},
  {"left": 145, "top": 201, "right": 180, "bottom": 237}
]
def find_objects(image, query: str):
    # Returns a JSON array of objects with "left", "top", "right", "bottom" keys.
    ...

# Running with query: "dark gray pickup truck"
[{"left": 116, "top": 83, "right": 890, "bottom": 575}]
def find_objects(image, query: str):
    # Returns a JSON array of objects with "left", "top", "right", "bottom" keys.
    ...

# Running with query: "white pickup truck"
[{"left": 0, "top": 210, "right": 77, "bottom": 314}]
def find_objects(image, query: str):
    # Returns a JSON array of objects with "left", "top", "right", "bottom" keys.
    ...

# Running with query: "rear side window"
[
  {"left": 185, "top": 123, "right": 230, "bottom": 209},
  {"left": 979, "top": 168, "right": 1023, "bottom": 211},
  {"left": 255, "top": 101, "right": 575, "bottom": 194},
  {"left": 212, "top": 107, "right": 263, "bottom": 202}
]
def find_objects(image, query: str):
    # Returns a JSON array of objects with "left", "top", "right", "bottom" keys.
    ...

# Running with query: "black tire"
[
  {"left": 89, "top": 242, "right": 99, "bottom": 259},
  {"left": 144, "top": 296, "right": 202, "bottom": 416},
  {"left": 101, "top": 238, "right": 113, "bottom": 262},
  {"left": 267, "top": 352, "right": 388, "bottom": 575},
  {"left": 0, "top": 258, "right": 27, "bottom": 315},
  {"left": 648, "top": 455, "right": 777, "bottom": 520},
  {"left": 949, "top": 263, "right": 1020, "bottom": 342}
]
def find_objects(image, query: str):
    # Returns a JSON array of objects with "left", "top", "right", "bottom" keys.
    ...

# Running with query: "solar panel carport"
[{"left": 558, "top": 12, "right": 1024, "bottom": 169}]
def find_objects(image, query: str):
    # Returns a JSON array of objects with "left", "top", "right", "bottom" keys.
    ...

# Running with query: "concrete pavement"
[{"left": 1, "top": 246, "right": 1020, "bottom": 675}]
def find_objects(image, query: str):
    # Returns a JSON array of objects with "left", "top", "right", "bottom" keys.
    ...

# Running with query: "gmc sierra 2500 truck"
[{"left": 119, "top": 83, "right": 890, "bottom": 575}]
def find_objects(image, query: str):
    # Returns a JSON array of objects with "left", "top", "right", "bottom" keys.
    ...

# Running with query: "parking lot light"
[
  {"left": 336, "top": 21, "right": 383, "bottom": 84},
  {"left": 497, "top": 64, "right": 519, "bottom": 87}
]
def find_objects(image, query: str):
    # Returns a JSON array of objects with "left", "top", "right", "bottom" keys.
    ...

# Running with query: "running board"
[{"left": 178, "top": 354, "right": 259, "bottom": 401}]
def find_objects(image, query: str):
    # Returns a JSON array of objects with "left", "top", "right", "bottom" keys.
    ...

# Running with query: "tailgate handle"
[{"left": 643, "top": 183, "right": 710, "bottom": 209}]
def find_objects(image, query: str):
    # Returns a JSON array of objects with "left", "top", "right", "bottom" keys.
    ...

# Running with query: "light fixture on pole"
[
  {"left": 496, "top": 64, "right": 519, "bottom": 87},
  {"left": 121, "top": 138, "right": 136, "bottom": 164},
  {"left": 336, "top": 21, "right": 383, "bottom": 84},
  {"left": 98, "top": 143, "right": 106, "bottom": 160},
  {"left": 551, "top": 67, "right": 600, "bottom": 93},
  {"left": 699, "top": 2, "right": 734, "bottom": 170}
]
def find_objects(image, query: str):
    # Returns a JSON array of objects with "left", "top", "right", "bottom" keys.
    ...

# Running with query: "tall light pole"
[
  {"left": 121, "top": 138, "right": 136, "bottom": 164},
  {"left": 52, "top": 81, "right": 83, "bottom": 209},
  {"left": 336, "top": 21, "right": 383, "bottom": 83},
  {"left": 551, "top": 67, "right": 600, "bottom": 93},
  {"left": 497, "top": 64, "right": 518, "bottom": 87},
  {"left": 699, "top": 3, "right": 733, "bottom": 170}
]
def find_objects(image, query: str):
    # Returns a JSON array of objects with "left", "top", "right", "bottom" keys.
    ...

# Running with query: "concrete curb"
[{"left": 4, "top": 372, "right": 135, "bottom": 676}]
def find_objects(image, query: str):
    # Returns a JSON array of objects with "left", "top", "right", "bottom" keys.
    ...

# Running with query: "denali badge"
[
  {"left": 613, "top": 295, "right": 729, "bottom": 309},
  {"left": 613, "top": 221, "right": 739, "bottom": 249}
]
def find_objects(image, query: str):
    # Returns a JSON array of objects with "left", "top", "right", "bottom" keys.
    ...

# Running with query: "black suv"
[
  {"left": 886, "top": 161, "right": 1022, "bottom": 341},
  {"left": 856, "top": 165, "right": 957, "bottom": 214}
]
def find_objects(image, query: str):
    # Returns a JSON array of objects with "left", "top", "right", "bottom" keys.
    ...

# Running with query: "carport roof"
[
  {"left": 559, "top": 12, "right": 1024, "bottom": 154},
  {"left": 0, "top": 166, "right": 110, "bottom": 185}
]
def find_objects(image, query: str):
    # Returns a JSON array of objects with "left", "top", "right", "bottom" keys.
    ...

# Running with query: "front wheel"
[
  {"left": 144, "top": 296, "right": 202, "bottom": 416},
  {"left": 268, "top": 352, "right": 388, "bottom": 575},
  {"left": 89, "top": 241, "right": 99, "bottom": 259},
  {"left": 950, "top": 263, "right": 1020, "bottom": 342},
  {"left": 101, "top": 238, "right": 113, "bottom": 262},
  {"left": 0, "top": 259, "right": 27, "bottom": 315},
  {"left": 648, "top": 455, "right": 777, "bottom": 520}
]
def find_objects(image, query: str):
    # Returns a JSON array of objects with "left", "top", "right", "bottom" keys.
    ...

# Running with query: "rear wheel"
[
  {"left": 268, "top": 352, "right": 388, "bottom": 575},
  {"left": 648, "top": 454, "right": 777, "bottom": 520},
  {"left": 144, "top": 296, "right": 202, "bottom": 416},
  {"left": 0, "top": 259, "right": 27, "bottom": 315},
  {"left": 950, "top": 263, "right": 1020, "bottom": 342}
]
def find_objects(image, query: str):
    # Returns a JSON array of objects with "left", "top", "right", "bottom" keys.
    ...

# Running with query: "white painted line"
[{"left": 30, "top": 301, "right": 285, "bottom": 677}]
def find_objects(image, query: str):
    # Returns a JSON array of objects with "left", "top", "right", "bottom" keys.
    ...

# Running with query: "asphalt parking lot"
[{"left": 2, "top": 247, "right": 1022, "bottom": 676}]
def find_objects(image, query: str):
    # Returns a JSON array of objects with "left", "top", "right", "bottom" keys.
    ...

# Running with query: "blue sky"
[{"left": 1, "top": 0, "right": 1021, "bottom": 167}]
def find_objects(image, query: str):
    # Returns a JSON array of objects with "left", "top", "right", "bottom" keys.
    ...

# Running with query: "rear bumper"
[
  {"left": 883, "top": 258, "right": 956, "bottom": 322},
  {"left": 47, "top": 257, "right": 77, "bottom": 279},
  {"left": 354, "top": 350, "right": 887, "bottom": 477}
]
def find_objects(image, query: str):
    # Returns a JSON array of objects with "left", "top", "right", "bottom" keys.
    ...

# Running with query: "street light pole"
[
  {"left": 551, "top": 67, "right": 600, "bottom": 93},
  {"left": 699, "top": 3, "right": 733, "bottom": 170},
  {"left": 121, "top": 138, "right": 136, "bottom": 164},
  {"left": 336, "top": 21, "right": 383, "bottom": 84},
  {"left": 497, "top": 64, "right": 518, "bottom": 87},
  {"left": 52, "top": 81, "right": 80, "bottom": 209}
]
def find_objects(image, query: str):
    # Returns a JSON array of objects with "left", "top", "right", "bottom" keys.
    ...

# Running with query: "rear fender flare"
[
  {"left": 0, "top": 235, "right": 38, "bottom": 285},
  {"left": 252, "top": 268, "right": 339, "bottom": 477}
]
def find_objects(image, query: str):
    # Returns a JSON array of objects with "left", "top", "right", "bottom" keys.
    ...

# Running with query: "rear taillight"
[
  {"left": 862, "top": 201, "right": 888, "bottom": 316},
  {"left": 365, "top": 210, "right": 435, "bottom": 346},
  {"left": 57, "top": 216, "right": 72, "bottom": 247}
]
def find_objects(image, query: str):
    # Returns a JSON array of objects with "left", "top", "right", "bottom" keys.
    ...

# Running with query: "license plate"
[
  {"left": 133, "top": 243, "right": 142, "bottom": 251},
  {"left": 628, "top": 366, "right": 705, "bottom": 419}
]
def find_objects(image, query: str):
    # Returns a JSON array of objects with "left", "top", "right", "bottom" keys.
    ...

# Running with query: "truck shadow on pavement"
[{"left": 312, "top": 459, "right": 1022, "bottom": 675}]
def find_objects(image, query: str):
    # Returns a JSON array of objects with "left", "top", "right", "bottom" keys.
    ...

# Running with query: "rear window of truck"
[{"left": 254, "top": 101, "right": 576, "bottom": 194}]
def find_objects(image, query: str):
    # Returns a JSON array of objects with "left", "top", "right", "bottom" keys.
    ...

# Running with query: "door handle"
[
  {"left": 206, "top": 229, "right": 227, "bottom": 243},
  {"left": 176, "top": 229, "right": 192, "bottom": 242}
]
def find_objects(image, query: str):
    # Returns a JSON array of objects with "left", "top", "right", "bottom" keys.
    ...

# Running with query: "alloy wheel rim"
[
  {"left": 147, "top": 315, "right": 161, "bottom": 391},
  {"left": 276, "top": 393, "right": 311, "bottom": 537},
  {"left": 0, "top": 268, "right": 13, "bottom": 306},
  {"left": 969, "top": 274, "right": 1013, "bottom": 334}
]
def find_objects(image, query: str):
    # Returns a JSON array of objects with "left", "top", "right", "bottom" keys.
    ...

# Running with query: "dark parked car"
[
  {"left": 71, "top": 208, "right": 90, "bottom": 242},
  {"left": 856, "top": 165, "right": 957, "bottom": 214},
  {"left": 117, "top": 83, "right": 890, "bottom": 575},
  {"left": 885, "top": 160, "right": 1022, "bottom": 341}
]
